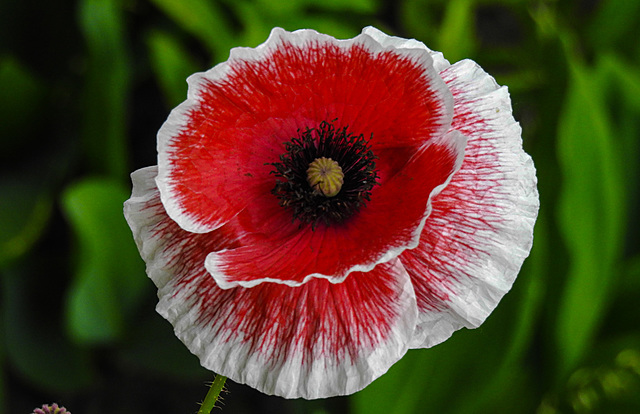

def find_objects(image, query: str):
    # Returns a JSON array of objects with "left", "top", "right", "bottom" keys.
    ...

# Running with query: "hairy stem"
[{"left": 198, "top": 375, "right": 227, "bottom": 413}]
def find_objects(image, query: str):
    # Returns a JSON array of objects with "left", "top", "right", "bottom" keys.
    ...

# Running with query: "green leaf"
[
  {"left": 596, "top": 55, "right": 640, "bottom": 189},
  {"left": 293, "top": 17, "right": 361, "bottom": 40},
  {"left": 231, "top": 1, "right": 274, "bottom": 49},
  {"left": 555, "top": 57, "right": 626, "bottom": 376},
  {"left": 400, "top": 0, "right": 438, "bottom": 44},
  {"left": 149, "top": 0, "right": 235, "bottom": 60},
  {"left": 0, "top": 55, "right": 44, "bottom": 151},
  {"left": 437, "top": 0, "right": 477, "bottom": 62},
  {"left": 78, "top": 0, "right": 131, "bottom": 180},
  {"left": 61, "top": 178, "right": 146, "bottom": 344},
  {"left": 301, "top": 0, "right": 378, "bottom": 13},
  {"left": 600, "top": 56, "right": 640, "bottom": 111},
  {"left": 146, "top": 29, "right": 200, "bottom": 108},
  {"left": 493, "top": 68, "right": 546, "bottom": 94},
  {"left": 253, "top": 0, "right": 304, "bottom": 15},
  {"left": 589, "top": 0, "right": 640, "bottom": 50},
  {"left": 0, "top": 180, "right": 52, "bottom": 268}
]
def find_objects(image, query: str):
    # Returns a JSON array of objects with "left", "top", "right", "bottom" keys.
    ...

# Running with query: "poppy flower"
[{"left": 124, "top": 27, "right": 539, "bottom": 399}]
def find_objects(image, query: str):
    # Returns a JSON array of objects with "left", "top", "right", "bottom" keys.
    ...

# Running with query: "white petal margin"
[
  {"left": 187, "top": 260, "right": 418, "bottom": 399},
  {"left": 402, "top": 59, "right": 539, "bottom": 349},
  {"left": 156, "top": 26, "right": 454, "bottom": 235},
  {"left": 124, "top": 166, "right": 419, "bottom": 399},
  {"left": 124, "top": 166, "right": 176, "bottom": 288},
  {"left": 361, "top": 26, "right": 451, "bottom": 72}
]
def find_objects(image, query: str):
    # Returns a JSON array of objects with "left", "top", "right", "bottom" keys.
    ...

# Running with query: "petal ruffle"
[
  {"left": 206, "top": 131, "right": 466, "bottom": 289},
  {"left": 361, "top": 26, "right": 451, "bottom": 72},
  {"left": 400, "top": 59, "right": 539, "bottom": 349},
  {"left": 125, "top": 166, "right": 418, "bottom": 399},
  {"left": 156, "top": 27, "right": 454, "bottom": 235}
]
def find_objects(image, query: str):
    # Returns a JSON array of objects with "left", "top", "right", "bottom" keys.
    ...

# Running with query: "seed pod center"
[{"left": 307, "top": 157, "right": 344, "bottom": 197}]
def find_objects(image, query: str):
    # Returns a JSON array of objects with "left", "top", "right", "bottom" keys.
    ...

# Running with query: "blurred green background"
[{"left": 1, "top": 0, "right": 639, "bottom": 412}]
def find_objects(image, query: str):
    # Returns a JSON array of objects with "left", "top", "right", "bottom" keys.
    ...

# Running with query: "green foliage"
[
  {"left": 0, "top": 56, "right": 45, "bottom": 150},
  {"left": 588, "top": 0, "right": 640, "bottom": 51},
  {"left": 149, "top": 0, "right": 235, "bottom": 59},
  {"left": 437, "top": 0, "right": 476, "bottom": 62},
  {"left": 0, "top": 180, "right": 52, "bottom": 268},
  {"left": 146, "top": 29, "right": 200, "bottom": 107},
  {"left": 1, "top": 0, "right": 639, "bottom": 412},
  {"left": 61, "top": 178, "right": 146, "bottom": 344},
  {"left": 79, "top": 0, "right": 131, "bottom": 180},
  {"left": 555, "top": 56, "right": 626, "bottom": 377}
]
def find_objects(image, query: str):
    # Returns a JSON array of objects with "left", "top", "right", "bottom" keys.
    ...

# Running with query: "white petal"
[
  {"left": 361, "top": 26, "right": 451, "bottom": 72},
  {"left": 124, "top": 167, "right": 419, "bottom": 399},
  {"left": 402, "top": 59, "right": 539, "bottom": 349},
  {"left": 170, "top": 260, "right": 418, "bottom": 399}
]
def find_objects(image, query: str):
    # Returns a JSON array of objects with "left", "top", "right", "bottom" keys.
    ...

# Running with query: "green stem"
[{"left": 198, "top": 374, "right": 227, "bottom": 414}]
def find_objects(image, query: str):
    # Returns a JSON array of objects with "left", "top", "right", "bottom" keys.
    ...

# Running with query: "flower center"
[
  {"left": 269, "top": 120, "right": 379, "bottom": 228},
  {"left": 307, "top": 157, "right": 344, "bottom": 197}
]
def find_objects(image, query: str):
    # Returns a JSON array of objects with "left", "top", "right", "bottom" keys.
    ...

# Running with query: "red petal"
[
  {"left": 124, "top": 167, "right": 417, "bottom": 398},
  {"left": 206, "top": 131, "right": 466, "bottom": 288},
  {"left": 400, "top": 60, "right": 539, "bottom": 349},
  {"left": 156, "top": 28, "right": 453, "bottom": 234}
]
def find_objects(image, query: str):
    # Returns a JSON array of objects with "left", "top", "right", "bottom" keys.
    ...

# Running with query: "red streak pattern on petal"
[
  {"left": 401, "top": 60, "right": 538, "bottom": 348},
  {"left": 191, "top": 262, "right": 405, "bottom": 367},
  {"left": 125, "top": 168, "right": 416, "bottom": 398},
  {"left": 402, "top": 113, "right": 500, "bottom": 313},
  {"left": 406, "top": 86, "right": 504, "bottom": 311},
  {"left": 155, "top": 198, "right": 405, "bottom": 365},
  {"left": 160, "top": 32, "right": 451, "bottom": 233}
]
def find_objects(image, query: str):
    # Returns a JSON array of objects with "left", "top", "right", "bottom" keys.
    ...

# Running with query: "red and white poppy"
[{"left": 124, "top": 27, "right": 539, "bottom": 399}]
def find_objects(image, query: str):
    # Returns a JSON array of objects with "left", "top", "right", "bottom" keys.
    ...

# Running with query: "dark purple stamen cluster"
[{"left": 269, "top": 120, "right": 379, "bottom": 228}]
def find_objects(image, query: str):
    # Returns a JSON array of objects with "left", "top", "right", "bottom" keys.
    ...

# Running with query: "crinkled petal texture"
[
  {"left": 126, "top": 166, "right": 418, "bottom": 399},
  {"left": 124, "top": 27, "right": 538, "bottom": 399},
  {"left": 395, "top": 45, "right": 539, "bottom": 349}
]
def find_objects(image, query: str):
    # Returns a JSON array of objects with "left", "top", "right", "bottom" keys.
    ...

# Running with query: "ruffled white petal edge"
[
  {"left": 174, "top": 260, "right": 418, "bottom": 399},
  {"left": 403, "top": 58, "right": 539, "bottom": 349},
  {"left": 155, "top": 26, "right": 454, "bottom": 235},
  {"left": 124, "top": 166, "right": 419, "bottom": 399},
  {"left": 124, "top": 166, "right": 176, "bottom": 287},
  {"left": 361, "top": 26, "right": 451, "bottom": 72}
]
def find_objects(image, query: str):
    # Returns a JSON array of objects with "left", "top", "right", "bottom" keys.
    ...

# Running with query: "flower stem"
[{"left": 198, "top": 375, "right": 227, "bottom": 414}]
